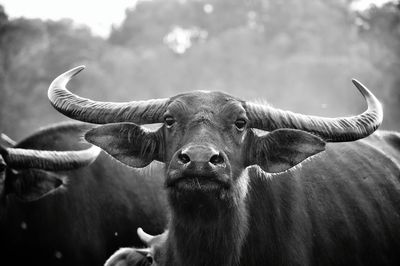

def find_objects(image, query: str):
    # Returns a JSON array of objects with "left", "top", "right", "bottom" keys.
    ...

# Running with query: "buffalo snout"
[
  {"left": 166, "top": 145, "right": 231, "bottom": 190},
  {"left": 176, "top": 145, "right": 226, "bottom": 167}
]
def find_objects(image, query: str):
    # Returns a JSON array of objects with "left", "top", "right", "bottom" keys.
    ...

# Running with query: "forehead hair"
[{"left": 167, "top": 91, "right": 245, "bottom": 117}]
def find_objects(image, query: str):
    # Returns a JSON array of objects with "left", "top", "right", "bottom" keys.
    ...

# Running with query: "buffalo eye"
[
  {"left": 234, "top": 119, "right": 247, "bottom": 131},
  {"left": 164, "top": 116, "right": 175, "bottom": 128}
]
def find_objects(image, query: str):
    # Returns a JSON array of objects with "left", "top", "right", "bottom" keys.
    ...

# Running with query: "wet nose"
[{"left": 177, "top": 145, "right": 224, "bottom": 166}]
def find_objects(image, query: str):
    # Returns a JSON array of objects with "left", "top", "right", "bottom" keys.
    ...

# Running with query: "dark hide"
[
  {"left": 240, "top": 131, "right": 400, "bottom": 266},
  {"left": 105, "top": 229, "right": 168, "bottom": 266},
  {"left": 0, "top": 122, "right": 168, "bottom": 266},
  {"left": 84, "top": 91, "right": 400, "bottom": 266},
  {"left": 86, "top": 92, "right": 327, "bottom": 266},
  {"left": 117, "top": 131, "right": 400, "bottom": 266},
  {"left": 104, "top": 248, "right": 151, "bottom": 266},
  {"left": 5, "top": 168, "right": 64, "bottom": 202}
]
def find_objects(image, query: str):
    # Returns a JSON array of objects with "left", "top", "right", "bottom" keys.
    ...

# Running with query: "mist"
[{"left": 0, "top": 0, "right": 399, "bottom": 140}]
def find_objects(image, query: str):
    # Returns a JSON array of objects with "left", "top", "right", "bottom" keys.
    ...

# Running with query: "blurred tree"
[
  {"left": 357, "top": 1, "right": 400, "bottom": 130},
  {"left": 0, "top": 0, "right": 399, "bottom": 139},
  {"left": 0, "top": 15, "right": 46, "bottom": 136},
  {"left": 0, "top": 5, "right": 7, "bottom": 26},
  {"left": 109, "top": 0, "right": 251, "bottom": 48},
  {"left": 0, "top": 6, "right": 106, "bottom": 139}
]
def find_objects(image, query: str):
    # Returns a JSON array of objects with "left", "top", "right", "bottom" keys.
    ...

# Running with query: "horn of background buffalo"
[
  {"left": 1, "top": 133, "right": 16, "bottom": 147},
  {"left": 3, "top": 145, "right": 101, "bottom": 171},
  {"left": 245, "top": 79, "right": 383, "bottom": 142},
  {"left": 48, "top": 66, "right": 169, "bottom": 124}
]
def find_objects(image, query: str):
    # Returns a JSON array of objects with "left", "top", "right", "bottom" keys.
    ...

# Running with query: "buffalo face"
[{"left": 85, "top": 92, "right": 325, "bottom": 219}]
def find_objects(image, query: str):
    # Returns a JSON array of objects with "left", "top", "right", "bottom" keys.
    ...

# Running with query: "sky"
[
  {"left": 0, "top": 0, "right": 394, "bottom": 37},
  {"left": 0, "top": 0, "right": 138, "bottom": 37}
]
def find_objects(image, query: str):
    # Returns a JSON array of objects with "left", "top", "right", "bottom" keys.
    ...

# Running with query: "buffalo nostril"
[
  {"left": 178, "top": 153, "right": 191, "bottom": 164},
  {"left": 210, "top": 154, "right": 224, "bottom": 165}
]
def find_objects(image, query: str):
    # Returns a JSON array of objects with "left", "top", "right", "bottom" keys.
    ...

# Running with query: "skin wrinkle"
[
  {"left": 339, "top": 151, "right": 381, "bottom": 262},
  {"left": 313, "top": 141, "right": 400, "bottom": 265},
  {"left": 349, "top": 164, "right": 394, "bottom": 260},
  {"left": 166, "top": 99, "right": 189, "bottom": 116},
  {"left": 288, "top": 171, "right": 313, "bottom": 265},
  {"left": 309, "top": 160, "right": 360, "bottom": 265},
  {"left": 274, "top": 171, "right": 310, "bottom": 265},
  {"left": 356, "top": 137, "right": 400, "bottom": 241}
]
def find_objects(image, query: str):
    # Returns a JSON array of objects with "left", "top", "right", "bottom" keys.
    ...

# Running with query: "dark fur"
[
  {"left": 80, "top": 91, "right": 400, "bottom": 266},
  {"left": 149, "top": 131, "right": 400, "bottom": 266},
  {"left": 90, "top": 92, "right": 325, "bottom": 266},
  {"left": 240, "top": 132, "right": 400, "bottom": 265},
  {"left": 0, "top": 122, "right": 168, "bottom": 266}
]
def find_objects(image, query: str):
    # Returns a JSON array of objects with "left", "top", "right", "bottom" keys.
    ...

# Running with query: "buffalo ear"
[
  {"left": 9, "top": 170, "right": 64, "bottom": 202},
  {"left": 85, "top": 123, "right": 162, "bottom": 168},
  {"left": 247, "top": 129, "right": 326, "bottom": 173}
]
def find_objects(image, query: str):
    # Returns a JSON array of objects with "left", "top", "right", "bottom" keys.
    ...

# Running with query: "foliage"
[{"left": 0, "top": 0, "right": 399, "bottom": 140}]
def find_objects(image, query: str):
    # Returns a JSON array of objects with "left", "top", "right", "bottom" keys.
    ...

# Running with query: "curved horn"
[
  {"left": 48, "top": 66, "right": 169, "bottom": 124},
  {"left": 2, "top": 145, "right": 101, "bottom": 171},
  {"left": 137, "top": 227, "right": 155, "bottom": 245},
  {"left": 245, "top": 79, "right": 383, "bottom": 142}
]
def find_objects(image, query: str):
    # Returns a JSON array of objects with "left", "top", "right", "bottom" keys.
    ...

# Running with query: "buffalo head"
[
  {"left": 47, "top": 66, "right": 383, "bottom": 218},
  {"left": 0, "top": 132, "right": 100, "bottom": 202},
  {"left": 104, "top": 228, "right": 168, "bottom": 266}
]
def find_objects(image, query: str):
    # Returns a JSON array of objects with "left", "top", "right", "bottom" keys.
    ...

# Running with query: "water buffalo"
[
  {"left": 48, "top": 66, "right": 400, "bottom": 266},
  {"left": 0, "top": 122, "right": 167, "bottom": 266},
  {"left": 104, "top": 228, "right": 168, "bottom": 266}
]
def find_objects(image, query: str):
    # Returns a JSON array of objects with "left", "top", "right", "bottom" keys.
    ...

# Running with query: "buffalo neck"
[{"left": 166, "top": 188, "right": 249, "bottom": 266}]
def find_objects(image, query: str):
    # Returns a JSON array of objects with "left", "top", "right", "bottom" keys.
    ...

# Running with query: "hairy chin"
[{"left": 167, "top": 186, "right": 235, "bottom": 221}]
